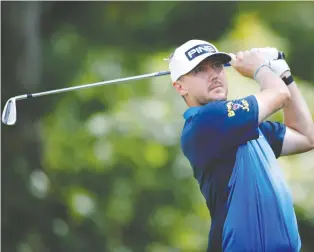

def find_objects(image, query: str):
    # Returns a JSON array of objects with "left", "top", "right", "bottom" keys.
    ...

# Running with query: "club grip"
[{"left": 278, "top": 51, "right": 285, "bottom": 59}]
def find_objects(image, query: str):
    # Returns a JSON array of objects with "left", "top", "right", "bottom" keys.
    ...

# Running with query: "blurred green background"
[{"left": 2, "top": 2, "right": 314, "bottom": 252}]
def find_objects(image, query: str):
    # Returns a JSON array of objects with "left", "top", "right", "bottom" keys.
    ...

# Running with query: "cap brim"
[{"left": 206, "top": 52, "right": 232, "bottom": 64}]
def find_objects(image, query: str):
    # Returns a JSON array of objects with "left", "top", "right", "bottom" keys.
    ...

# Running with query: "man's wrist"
[
  {"left": 280, "top": 70, "right": 291, "bottom": 79},
  {"left": 282, "top": 75, "right": 294, "bottom": 86},
  {"left": 279, "top": 70, "right": 294, "bottom": 86}
]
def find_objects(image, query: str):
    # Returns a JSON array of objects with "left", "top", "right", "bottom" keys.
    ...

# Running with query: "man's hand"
[
  {"left": 249, "top": 47, "right": 290, "bottom": 78},
  {"left": 269, "top": 59, "right": 291, "bottom": 78},
  {"left": 251, "top": 47, "right": 281, "bottom": 61},
  {"left": 229, "top": 50, "right": 268, "bottom": 79}
]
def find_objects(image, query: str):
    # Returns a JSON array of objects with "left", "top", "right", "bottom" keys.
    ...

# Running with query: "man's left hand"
[
  {"left": 269, "top": 59, "right": 291, "bottom": 78},
  {"left": 250, "top": 47, "right": 291, "bottom": 77}
]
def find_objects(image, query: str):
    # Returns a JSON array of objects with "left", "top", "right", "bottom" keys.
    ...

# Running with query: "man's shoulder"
[
  {"left": 181, "top": 101, "right": 229, "bottom": 136},
  {"left": 180, "top": 113, "right": 220, "bottom": 151}
]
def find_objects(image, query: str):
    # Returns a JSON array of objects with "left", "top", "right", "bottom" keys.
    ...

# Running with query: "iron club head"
[{"left": 2, "top": 97, "right": 17, "bottom": 125}]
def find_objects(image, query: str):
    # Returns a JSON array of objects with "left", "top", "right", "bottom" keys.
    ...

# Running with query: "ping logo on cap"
[{"left": 185, "top": 44, "right": 216, "bottom": 61}]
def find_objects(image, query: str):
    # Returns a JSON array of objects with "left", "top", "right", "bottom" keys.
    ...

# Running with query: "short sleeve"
[
  {"left": 259, "top": 121, "right": 286, "bottom": 158},
  {"left": 195, "top": 95, "right": 259, "bottom": 149}
]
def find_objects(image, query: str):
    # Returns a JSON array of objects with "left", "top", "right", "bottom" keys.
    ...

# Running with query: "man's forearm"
[
  {"left": 282, "top": 74, "right": 314, "bottom": 143},
  {"left": 254, "top": 67, "right": 291, "bottom": 124}
]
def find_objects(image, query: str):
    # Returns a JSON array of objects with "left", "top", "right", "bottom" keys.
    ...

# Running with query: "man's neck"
[{"left": 186, "top": 98, "right": 201, "bottom": 107}]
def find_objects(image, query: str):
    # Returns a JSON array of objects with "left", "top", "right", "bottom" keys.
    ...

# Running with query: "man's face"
[{"left": 173, "top": 57, "right": 228, "bottom": 105}]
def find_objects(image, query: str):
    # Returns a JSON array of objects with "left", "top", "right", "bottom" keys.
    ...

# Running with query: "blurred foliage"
[{"left": 1, "top": 2, "right": 314, "bottom": 252}]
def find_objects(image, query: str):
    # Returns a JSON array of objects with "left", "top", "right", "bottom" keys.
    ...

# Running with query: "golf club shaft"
[
  {"left": 19, "top": 70, "right": 170, "bottom": 100},
  {"left": 1, "top": 49, "right": 286, "bottom": 126},
  {"left": 9, "top": 50, "right": 286, "bottom": 101}
]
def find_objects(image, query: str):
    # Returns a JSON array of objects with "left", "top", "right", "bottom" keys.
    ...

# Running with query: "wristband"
[
  {"left": 254, "top": 64, "right": 271, "bottom": 81},
  {"left": 282, "top": 75, "right": 294, "bottom": 86}
]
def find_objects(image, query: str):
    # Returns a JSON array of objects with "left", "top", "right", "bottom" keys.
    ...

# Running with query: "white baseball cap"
[{"left": 167, "top": 39, "right": 232, "bottom": 82}]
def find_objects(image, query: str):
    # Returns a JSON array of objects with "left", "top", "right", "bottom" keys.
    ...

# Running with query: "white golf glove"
[
  {"left": 250, "top": 47, "right": 291, "bottom": 77},
  {"left": 268, "top": 59, "right": 291, "bottom": 77}
]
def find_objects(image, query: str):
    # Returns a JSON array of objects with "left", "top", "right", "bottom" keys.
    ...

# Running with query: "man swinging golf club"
[{"left": 169, "top": 39, "right": 314, "bottom": 252}]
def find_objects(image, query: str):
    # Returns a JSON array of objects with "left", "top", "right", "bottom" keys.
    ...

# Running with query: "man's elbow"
[
  {"left": 282, "top": 86, "right": 291, "bottom": 100},
  {"left": 306, "top": 141, "right": 314, "bottom": 152},
  {"left": 307, "top": 124, "right": 314, "bottom": 151},
  {"left": 280, "top": 90, "right": 291, "bottom": 107}
]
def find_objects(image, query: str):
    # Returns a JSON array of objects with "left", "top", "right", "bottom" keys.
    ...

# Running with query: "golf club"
[
  {"left": 1, "top": 70, "right": 170, "bottom": 126},
  {"left": 2, "top": 50, "right": 285, "bottom": 126}
]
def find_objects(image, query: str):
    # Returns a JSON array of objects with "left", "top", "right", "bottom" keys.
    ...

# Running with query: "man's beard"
[{"left": 198, "top": 89, "right": 227, "bottom": 105}]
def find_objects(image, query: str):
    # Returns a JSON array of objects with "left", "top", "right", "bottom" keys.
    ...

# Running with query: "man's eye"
[
  {"left": 193, "top": 67, "right": 205, "bottom": 73},
  {"left": 214, "top": 63, "right": 223, "bottom": 68}
]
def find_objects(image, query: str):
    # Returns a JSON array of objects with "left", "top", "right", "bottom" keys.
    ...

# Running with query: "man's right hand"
[{"left": 229, "top": 50, "right": 269, "bottom": 79}]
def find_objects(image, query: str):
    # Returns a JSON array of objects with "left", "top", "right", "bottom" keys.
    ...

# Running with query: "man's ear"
[{"left": 173, "top": 79, "right": 188, "bottom": 96}]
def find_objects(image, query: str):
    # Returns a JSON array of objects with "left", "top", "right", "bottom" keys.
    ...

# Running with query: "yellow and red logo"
[{"left": 226, "top": 99, "right": 250, "bottom": 117}]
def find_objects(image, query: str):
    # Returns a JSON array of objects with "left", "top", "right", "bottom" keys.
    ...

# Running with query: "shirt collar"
[{"left": 183, "top": 106, "right": 201, "bottom": 120}]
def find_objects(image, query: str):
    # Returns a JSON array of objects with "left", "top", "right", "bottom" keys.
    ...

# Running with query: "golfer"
[{"left": 168, "top": 40, "right": 314, "bottom": 251}]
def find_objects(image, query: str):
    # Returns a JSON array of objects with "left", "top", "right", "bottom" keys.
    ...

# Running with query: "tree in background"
[{"left": 2, "top": 2, "right": 314, "bottom": 252}]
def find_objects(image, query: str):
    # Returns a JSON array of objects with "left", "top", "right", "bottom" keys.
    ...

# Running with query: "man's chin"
[
  {"left": 199, "top": 92, "right": 228, "bottom": 105},
  {"left": 211, "top": 93, "right": 227, "bottom": 101},
  {"left": 209, "top": 88, "right": 227, "bottom": 100}
]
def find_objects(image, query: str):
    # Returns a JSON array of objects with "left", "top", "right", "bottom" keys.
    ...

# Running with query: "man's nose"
[
  {"left": 205, "top": 68, "right": 214, "bottom": 78},
  {"left": 207, "top": 71, "right": 218, "bottom": 81},
  {"left": 210, "top": 68, "right": 223, "bottom": 79}
]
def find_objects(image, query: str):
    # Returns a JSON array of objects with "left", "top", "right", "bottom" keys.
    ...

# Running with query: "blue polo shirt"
[{"left": 181, "top": 95, "right": 301, "bottom": 252}]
